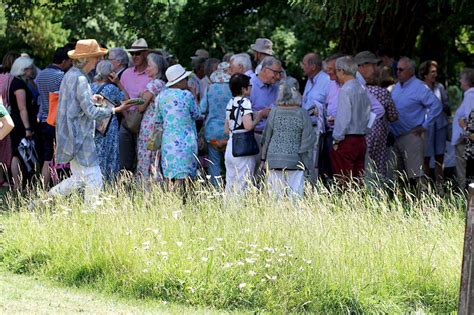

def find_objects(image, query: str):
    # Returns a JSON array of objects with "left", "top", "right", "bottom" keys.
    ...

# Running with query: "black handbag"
[{"left": 231, "top": 98, "right": 259, "bottom": 157}]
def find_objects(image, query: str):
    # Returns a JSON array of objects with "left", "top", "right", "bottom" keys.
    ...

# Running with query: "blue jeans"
[{"left": 207, "top": 143, "right": 224, "bottom": 187}]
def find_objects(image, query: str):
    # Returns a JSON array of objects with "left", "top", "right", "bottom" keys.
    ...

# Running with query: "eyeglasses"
[
  {"left": 397, "top": 68, "right": 405, "bottom": 72},
  {"left": 265, "top": 67, "right": 284, "bottom": 75}
]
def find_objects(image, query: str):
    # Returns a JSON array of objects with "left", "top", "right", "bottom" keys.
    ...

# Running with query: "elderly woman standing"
[
  {"left": 136, "top": 53, "right": 168, "bottom": 179},
  {"left": 156, "top": 64, "right": 200, "bottom": 183},
  {"left": 261, "top": 82, "right": 316, "bottom": 197},
  {"left": 419, "top": 60, "right": 450, "bottom": 188},
  {"left": 91, "top": 60, "right": 127, "bottom": 182},
  {"left": 200, "top": 62, "right": 232, "bottom": 187},
  {"left": 49, "top": 39, "right": 131, "bottom": 204},
  {"left": 7, "top": 56, "right": 38, "bottom": 191}
]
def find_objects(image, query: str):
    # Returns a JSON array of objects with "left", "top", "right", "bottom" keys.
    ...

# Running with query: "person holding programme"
[
  {"left": 331, "top": 56, "right": 371, "bottom": 182},
  {"left": 49, "top": 39, "right": 132, "bottom": 204}
]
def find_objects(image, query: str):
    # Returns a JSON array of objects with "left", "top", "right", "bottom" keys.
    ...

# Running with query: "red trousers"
[{"left": 330, "top": 135, "right": 366, "bottom": 179}]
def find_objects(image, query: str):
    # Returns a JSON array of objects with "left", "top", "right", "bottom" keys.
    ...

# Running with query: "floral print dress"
[
  {"left": 156, "top": 88, "right": 200, "bottom": 179},
  {"left": 136, "top": 79, "right": 165, "bottom": 178},
  {"left": 91, "top": 83, "right": 125, "bottom": 181},
  {"left": 366, "top": 85, "right": 399, "bottom": 177}
]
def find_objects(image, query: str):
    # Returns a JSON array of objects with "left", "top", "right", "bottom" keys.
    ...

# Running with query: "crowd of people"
[{"left": 0, "top": 36, "right": 473, "bottom": 202}]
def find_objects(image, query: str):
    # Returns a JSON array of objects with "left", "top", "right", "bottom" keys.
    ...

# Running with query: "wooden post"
[{"left": 459, "top": 184, "right": 474, "bottom": 314}]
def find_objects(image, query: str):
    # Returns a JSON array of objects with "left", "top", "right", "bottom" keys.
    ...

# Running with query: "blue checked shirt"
[{"left": 55, "top": 67, "right": 113, "bottom": 166}]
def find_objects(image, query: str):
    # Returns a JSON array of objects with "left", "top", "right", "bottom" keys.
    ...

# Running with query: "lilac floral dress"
[
  {"left": 137, "top": 79, "right": 165, "bottom": 178},
  {"left": 156, "top": 88, "right": 200, "bottom": 179}
]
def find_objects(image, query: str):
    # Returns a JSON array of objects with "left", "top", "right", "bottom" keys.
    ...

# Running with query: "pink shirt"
[{"left": 120, "top": 67, "right": 152, "bottom": 99}]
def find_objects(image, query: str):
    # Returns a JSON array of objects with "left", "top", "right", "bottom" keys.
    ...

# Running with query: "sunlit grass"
[{"left": 0, "top": 179, "right": 466, "bottom": 313}]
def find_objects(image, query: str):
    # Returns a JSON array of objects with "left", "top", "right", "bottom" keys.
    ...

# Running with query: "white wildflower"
[
  {"left": 176, "top": 241, "right": 183, "bottom": 247},
  {"left": 236, "top": 260, "right": 244, "bottom": 266},
  {"left": 184, "top": 270, "right": 191, "bottom": 274},
  {"left": 216, "top": 237, "right": 224, "bottom": 242},
  {"left": 201, "top": 256, "right": 208, "bottom": 262},
  {"left": 248, "top": 270, "right": 257, "bottom": 276},
  {"left": 188, "top": 287, "right": 196, "bottom": 293},
  {"left": 245, "top": 258, "right": 256, "bottom": 264},
  {"left": 249, "top": 243, "right": 257, "bottom": 248},
  {"left": 153, "top": 229, "right": 159, "bottom": 234},
  {"left": 142, "top": 269, "right": 149, "bottom": 273},
  {"left": 172, "top": 210, "right": 183, "bottom": 219},
  {"left": 207, "top": 246, "right": 215, "bottom": 251},
  {"left": 145, "top": 227, "right": 152, "bottom": 232},
  {"left": 223, "top": 262, "right": 233, "bottom": 268},
  {"left": 238, "top": 282, "right": 246, "bottom": 290}
]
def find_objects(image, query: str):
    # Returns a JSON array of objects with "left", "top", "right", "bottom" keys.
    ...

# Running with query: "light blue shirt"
[
  {"left": 452, "top": 87, "right": 474, "bottom": 145},
  {"left": 333, "top": 79, "right": 371, "bottom": 142},
  {"left": 390, "top": 76, "right": 442, "bottom": 137},
  {"left": 249, "top": 74, "right": 278, "bottom": 132},
  {"left": 302, "top": 70, "right": 330, "bottom": 131},
  {"left": 200, "top": 82, "right": 232, "bottom": 141}
]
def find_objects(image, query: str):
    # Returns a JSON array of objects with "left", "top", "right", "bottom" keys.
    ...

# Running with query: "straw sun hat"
[{"left": 67, "top": 39, "right": 108, "bottom": 59}]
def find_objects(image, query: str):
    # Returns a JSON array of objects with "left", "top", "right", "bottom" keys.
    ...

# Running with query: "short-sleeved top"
[
  {"left": 9, "top": 77, "right": 36, "bottom": 130},
  {"left": 225, "top": 96, "right": 253, "bottom": 132},
  {"left": 0, "top": 104, "right": 8, "bottom": 117}
]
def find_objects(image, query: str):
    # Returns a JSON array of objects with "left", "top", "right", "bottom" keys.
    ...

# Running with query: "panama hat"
[
  {"left": 191, "top": 49, "right": 209, "bottom": 60},
  {"left": 354, "top": 51, "right": 380, "bottom": 65},
  {"left": 67, "top": 39, "right": 108, "bottom": 59},
  {"left": 165, "top": 64, "right": 192, "bottom": 87},
  {"left": 250, "top": 38, "right": 274, "bottom": 56},
  {"left": 126, "top": 38, "right": 150, "bottom": 52}
]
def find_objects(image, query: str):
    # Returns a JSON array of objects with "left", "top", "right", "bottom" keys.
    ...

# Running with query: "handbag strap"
[
  {"left": 2, "top": 74, "right": 13, "bottom": 112},
  {"left": 232, "top": 97, "right": 245, "bottom": 132}
]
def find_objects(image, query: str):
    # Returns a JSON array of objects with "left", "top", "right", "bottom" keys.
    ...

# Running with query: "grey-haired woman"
[
  {"left": 261, "top": 82, "right": 316, "bottom": 197},
  {"left": 91, "top": 60, "right": 127, "bottom": 181},
  {"left": 136, "top": 53, "right": 168, "bottom": 179}
]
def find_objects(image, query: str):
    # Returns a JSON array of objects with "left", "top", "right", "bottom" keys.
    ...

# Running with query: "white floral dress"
[{"left": 136, "top": 79, "right": 165, "bottom": 178}]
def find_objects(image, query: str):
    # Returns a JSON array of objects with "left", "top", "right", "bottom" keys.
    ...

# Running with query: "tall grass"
[{"left": 0, "top": 180, "right": 466, "bottom": 313}]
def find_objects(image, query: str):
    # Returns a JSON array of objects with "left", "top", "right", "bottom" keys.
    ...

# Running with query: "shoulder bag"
[{"left": 231, "top": 98, "right": 259, "bottom": 157}]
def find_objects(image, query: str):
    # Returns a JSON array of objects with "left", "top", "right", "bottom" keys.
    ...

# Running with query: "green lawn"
[{"left": 0, "top": 182, "right": 466, "bottom": 313}]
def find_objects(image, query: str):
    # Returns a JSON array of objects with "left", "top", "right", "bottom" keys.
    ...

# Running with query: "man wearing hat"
[
  {"left": 250, "top": 38, "right": 274, "bottom": 75},
  {"left": 119, "top": 38, "right": 153, "bottom": 172},
  {"left": 188, "top": 49, "right": 209, "bottom": 103},
  {"left": 49, "top": 39, "right": 132, "bottom": 203}
]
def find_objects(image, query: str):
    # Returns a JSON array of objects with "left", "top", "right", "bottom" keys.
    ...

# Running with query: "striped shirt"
[{"left": 36, "top": 65, "right": 64, "bottom": 122}]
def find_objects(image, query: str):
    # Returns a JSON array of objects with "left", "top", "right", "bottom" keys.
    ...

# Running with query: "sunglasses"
[
  {"left": 131, "top": 51, "right": 143, "bottom": 56},
  {"left": 397, "top": 68, "right": 405, "bottom": 72}
]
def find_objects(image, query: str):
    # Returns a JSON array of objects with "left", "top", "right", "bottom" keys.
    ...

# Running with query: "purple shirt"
[
  {"left": 390, "top": 76, "right": 442, "bottom": 137},
  {"left": 326, "top": 80, "right": 340, "bottom": 119},
  {"left": 356, "top": 72, "right": 385, "bottom": 119},
  {"left": 249, "top": 74, "right": 278, "bottom": 132}
]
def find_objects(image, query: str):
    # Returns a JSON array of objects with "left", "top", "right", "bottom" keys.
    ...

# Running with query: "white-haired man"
[
  {"left": 390, "top": 57, "right": 442, "bottom": 184},
  {"left": 331, "top": 56, "right": 371, "bottom": 181},
  {"left": 229, "top": 53, "right": 253, "bottom": 77}
]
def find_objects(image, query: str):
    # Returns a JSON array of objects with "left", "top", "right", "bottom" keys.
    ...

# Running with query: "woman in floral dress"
[
  {"left": 156, "top": 64, "right": 200, "bottom": 181},
  {"left": 366, "top": 70, "right": 399, "bottom": 178},
  {"left": 136, "top": 53, "right": 168, "bottom": 179},
  {"left": 91, "top": 60, "right": 127, "bottom": 182}
]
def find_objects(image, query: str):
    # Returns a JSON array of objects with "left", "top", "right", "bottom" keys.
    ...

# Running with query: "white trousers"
[
  {"left": 225, "top": 136, "right": 257, "bottom": 194},
  {"left": 49, "top": 159, "right": 103, "bottom": 204},
  {"left": 268, "top": 169, "right": 305, "bottom": 198}
]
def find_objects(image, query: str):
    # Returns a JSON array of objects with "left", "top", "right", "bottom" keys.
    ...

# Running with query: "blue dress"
[
  {"left": 156, "top": 88, "right": 200, "bottom": 179},
  {"left": 91, "top": 83, "right": 125, "bottom": 181}
]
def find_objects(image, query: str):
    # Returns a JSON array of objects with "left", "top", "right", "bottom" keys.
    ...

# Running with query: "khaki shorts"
[{"left": 393, "top": 131, "right": 425, "bottom": 179}]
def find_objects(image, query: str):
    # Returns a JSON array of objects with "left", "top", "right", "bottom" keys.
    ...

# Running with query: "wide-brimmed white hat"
[
  {"left": 126, "top": 38, "right": 150, "bottom": 52},
  {"left": 250, "top": 38, "right": 274, "bottom": 56},
  {"left": 165, "top": 64, "right": 192, "bottom": 87}
]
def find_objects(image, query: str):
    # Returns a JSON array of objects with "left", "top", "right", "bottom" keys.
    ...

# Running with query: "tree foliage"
[{"left": 0, "top": 0, "right": 471, "bottom": 83}]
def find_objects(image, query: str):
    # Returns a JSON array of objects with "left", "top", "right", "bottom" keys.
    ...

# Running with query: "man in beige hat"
[
  {"left": 119, "top": 38, "right": 153, "bottom": 172},
  {"left": 250, "top": 38, "right": 274, "bottom": 75},
  {"left": 49, "top": 39, "right": 132, "bottom": 204}
]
